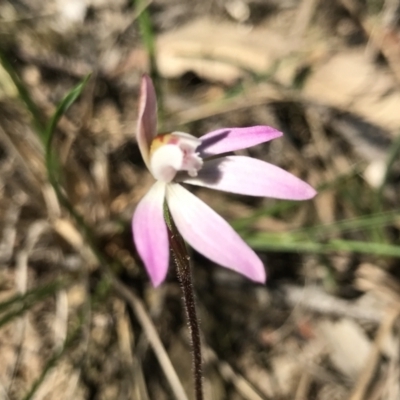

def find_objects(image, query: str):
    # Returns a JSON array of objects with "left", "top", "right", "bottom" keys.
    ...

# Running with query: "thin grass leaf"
[
  {"left": 133, "top": 0, "right": 158, "bottom": 80},
  {"left": 0, "top": 280, "right": 64, "bottom": 311},
  {"left": 247, "top": 232, "right": 400, "bottom": 258},
  {"left": 133, "top": 0, "right": 164, "bottom": 121},
  {"left": 0, "top": 49, "right": 46, "bottom": 139},
  {"left": 0, "top": 303, "right": 36, "bottom": 328},
  {"left": 376, "top": 133, "right": 400, "bottom": 209},
  {"left": 0, "top": 279, "right": 67, "bottom": 328},
  {"left": 45, "top": 74, "right": 91, "bottom": 172},
  {"left": 21, "top": 327, "right": 81, "bottom": 400},
  {"left": 134, "top": 0, "right": 156, "bottom": 68},
  {"left": 328, "top": 239, "right": 400, "bottom": 257},
  {"left": 288, "top": 210, "right": 400, "bottom": 239},
  {"left": 44, "top": 74, "right": 97, "bottom": 251}
]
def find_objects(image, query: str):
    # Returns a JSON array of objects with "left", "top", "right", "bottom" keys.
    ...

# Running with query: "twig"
[
  {"left": 9, "top": 221, "right": 50, "bottom": 394},
  {"left": 115, "top": 298, "right": 150, "bottom": 399},
  {"left": 349, "top": 308, "right": 399, "bottom": 400},
  {"left": 339, "top": 0, "right": 400, "bottom": 84},
  {"left": 0, "top": 201, "right": 21, "bottom": 265},
  {"left": 290, "top": 0, "right": 320, "bottom": 47},
  {"left": 294, "top": 370, "right": 312, "bottom": 400},
  {"left": 51, "top": 213, "right": 188, "bottom": 400},
  {"left": 54, "top": 290, "right": 68, "bottom": 351},
  {"left": 109, "top": 276, "right": 189, "bottom": 400},
  {"left": 203, "top": 345, "right": 266, "bottom": 400}
]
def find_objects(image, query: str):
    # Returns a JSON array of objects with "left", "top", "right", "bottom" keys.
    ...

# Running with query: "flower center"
[{"left": 149, "top": 132, "right": 203, "bottom": 182}]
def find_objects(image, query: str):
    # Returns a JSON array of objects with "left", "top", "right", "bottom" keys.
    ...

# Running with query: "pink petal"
[
  {"left": 132, "top": 181, "right": 169, "bottom": 286},
  {"left": 182, "top": 156, "right": 317, "bottom": 200},
  {"left": 137, "top": 75, "right": 158, "bottom": 167},
  {"left": 166, "top": 183, "right": 265, "bottom": 283},
  {"left": 198, "top": 126, "right": 282, "bottom": 157}
]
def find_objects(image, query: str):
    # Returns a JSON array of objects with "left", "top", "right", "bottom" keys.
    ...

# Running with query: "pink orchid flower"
[{"left": 132, "top": 75, "right": 316, "bottom": 287}]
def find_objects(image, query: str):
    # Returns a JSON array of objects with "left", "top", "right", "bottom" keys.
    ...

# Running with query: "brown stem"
[{"left": 167, "top": 213, "right": 203, "bottom": 400}]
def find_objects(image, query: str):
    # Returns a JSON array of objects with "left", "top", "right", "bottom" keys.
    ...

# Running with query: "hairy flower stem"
[{"left": 165, "top": 207, "right": 203, "bottom": 400}]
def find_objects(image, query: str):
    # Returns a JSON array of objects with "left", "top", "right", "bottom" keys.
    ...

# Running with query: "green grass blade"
[
  {"left": 21, "top": 326, "right": 81, "bottom": 400},
  {"left": 376, "top": 133, "right": 400, "bottom": 208},
  {"left": 0, "top": 279, "right": 65, "bottom": 313},
  {"left": 328, "top": 239, "right": 400, "bottom": 257},
  {"left": 247, "top": 232, "right": 400, "bottom": 258},
  {"left": 0, "top": 279, "right": 67, "bottom": 328},
  {"left": 45, "top": 74, "right": 91, "bottom": 158},
  {"left": 45, "top": 74, "right": 90, "bottom": 181},
  {"left": 134, "top": 0, "right": 156, "bottom": 71},
  {"left": 133, "top": 0, "right": 164, "bottom": 121},
  {"left": 289, "top": 210, "right": 400, "bottom": 239},
  {"left": 0, "top": 49, "right": 46, "bottom": 139},
  {"left": 43, "top": 74, "right": 96, "bottom": 251}
]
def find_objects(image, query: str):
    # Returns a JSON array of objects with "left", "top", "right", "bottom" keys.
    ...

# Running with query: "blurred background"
[{"left": 1, "top": 0, "right": 400, "bottom": 399}]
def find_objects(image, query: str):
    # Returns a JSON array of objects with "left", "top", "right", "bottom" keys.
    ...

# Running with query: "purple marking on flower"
[
  {"left": 182, "top": 156, "right": 317, "bottom": 200},
  {"left": 132, "top": 74, "right": 316, "bottom": 286}
]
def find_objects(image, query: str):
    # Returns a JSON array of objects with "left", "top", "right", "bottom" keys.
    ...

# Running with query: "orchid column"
[{"left": 132, "top": 75, "right": 316, "bottom": 399}]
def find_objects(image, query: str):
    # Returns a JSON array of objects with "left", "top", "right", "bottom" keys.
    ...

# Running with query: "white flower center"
[{"left": 149, "top": 132, "right": 203, "bottom": 182}]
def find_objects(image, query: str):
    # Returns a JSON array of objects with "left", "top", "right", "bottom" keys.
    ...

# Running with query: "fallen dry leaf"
[{"left": 156, "top": 17, "right": 400, "bottom": 134}]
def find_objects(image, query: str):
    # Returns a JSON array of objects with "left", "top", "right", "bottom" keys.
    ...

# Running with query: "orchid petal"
[
  {"left": 137, "top": 74, "right": 157, "bottom": 167},
  {"left": 198, "top": 126, "right": 282, "bottom": 157},
  {"left": 166, "top": 183, "right": 265, "bottom": 283},
  {"left": 132, "top": 181, "right": 168, "bottom": 287},
  {"left": 182, "top": 156, "right": 317, "bottom": 200}
]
